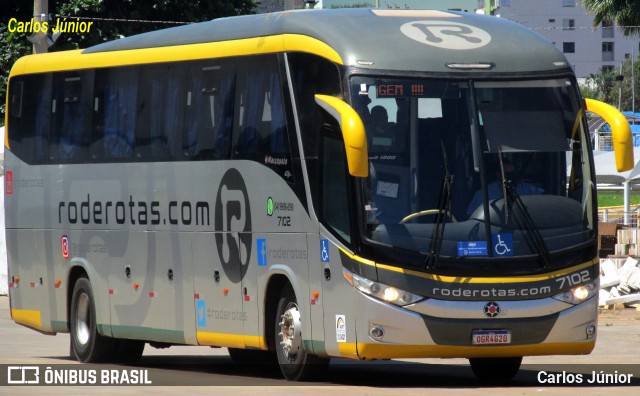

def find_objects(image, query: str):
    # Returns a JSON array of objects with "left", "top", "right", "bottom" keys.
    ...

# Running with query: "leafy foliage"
[
  {"left": 585, "top": 67, "right": 618, "bottom": 103},
  {"left": 580, "top": 0, "right": 640, "bottom": 35},
  {"left": 616, "top": 55, "right": 640, "bottom": 111},
  {"left": 582, "top": 57, "right": 640, "bottom": 111}
]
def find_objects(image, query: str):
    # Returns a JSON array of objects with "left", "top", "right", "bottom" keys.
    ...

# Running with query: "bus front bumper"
[{"left": 345, "top": 291, "right": 597, "bottom": 360}]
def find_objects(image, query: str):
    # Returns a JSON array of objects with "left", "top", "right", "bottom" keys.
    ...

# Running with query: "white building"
[{"left": 493, "top": 0, "right": 640, "bottom": 78}]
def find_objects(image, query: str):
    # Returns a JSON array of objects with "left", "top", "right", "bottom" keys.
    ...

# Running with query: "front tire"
[
  {"left": 70, "top": 277, "right": 116, "bottom": 362},
  {"left": 469, "top": 357, "right": 522, "bottom": 381},
  {"left": 274, "top": 284, "right": 328, "bottom": 381}
]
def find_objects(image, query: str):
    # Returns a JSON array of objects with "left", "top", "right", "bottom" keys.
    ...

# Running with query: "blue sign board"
[
  {"left": 196, "top": 300, "right": 206, "bottom": 327},
  {"left": 320, "top": 239, "right": 330, "bottom": 262},
  {"left": 492, "top": 233, "right": 514, "bottom": 256},
  {"left": 257, "top": 238, "right": 267, "bottom": 266}
]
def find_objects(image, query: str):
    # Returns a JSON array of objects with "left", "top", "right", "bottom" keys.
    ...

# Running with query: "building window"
[
  {"left": 626, "top": 53, "right": 631, "bottom": 59},
  {"left": 549, "top": 19, "right": 556, "bottom": 23},
  {"left": 602, "top": 19, "right": 614, "bottom": 38},
  {"left": 602, "top": 42, "right": 614, "bottom": 61},
  {"left": 563, "top": 42, "right": 575, "bottom": 53},
  {"left": 562, "top": 19, "right": 575, "bottom": 30},
  {"left": 562, "top": 0, "right": 575, "bottom": 7},
  {"left": 602, "top": 65, "right": 615, "bottom": 72}
]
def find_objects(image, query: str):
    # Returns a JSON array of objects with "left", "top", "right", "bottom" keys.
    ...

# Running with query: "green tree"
[
  {"left": 580, "top": 0, "right": 640, "bottom": 35},
  {"left": 0, "top": 0, "right": 34, "bottom": 121},
  {"left": 616, "top": 55, "right": 640, "bottom": 111},
  {"left": 1, "top": 0, "right": 257, "bottom": 125},
  {"left": 584, "top": 67, "right": 618, "bottom": 104}
]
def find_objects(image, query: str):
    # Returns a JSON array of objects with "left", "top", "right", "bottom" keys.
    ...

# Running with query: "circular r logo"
[
  {"left": 400, "top": 20, "right": 491, "bottom": 50},
  {"left": 214, "top": 169, "right": 252, "bottom": 283}
]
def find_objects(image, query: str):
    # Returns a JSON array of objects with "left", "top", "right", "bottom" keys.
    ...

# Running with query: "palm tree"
[{"left": 581, "top": 0, "right": 640, "bottom": 35}]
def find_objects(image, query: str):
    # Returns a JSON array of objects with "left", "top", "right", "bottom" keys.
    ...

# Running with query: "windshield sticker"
[
  {"left": 457, "top": 241, "right": 488, "bottom": 257},
  {"left": 492, "top": 233, "right": 514, "bottom": 256},
  {"left": 376, "top": 181, "right": 399, "bottom": 198},
  {"left": 400, "top": 20, "right": 491, "bottom": 50}
]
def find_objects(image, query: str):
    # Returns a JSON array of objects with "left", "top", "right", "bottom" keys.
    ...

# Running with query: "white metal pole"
[{"left": 624, "top": 180, "right": 631, "bottom": 225}]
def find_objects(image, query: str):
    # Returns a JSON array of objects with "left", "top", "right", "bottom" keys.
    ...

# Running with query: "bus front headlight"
[
  {"left": 344, "top": 269, "right": 423, "bottom": 306},
  {"left": 552, "top": 279, "right": 599, "bottom": 305}
]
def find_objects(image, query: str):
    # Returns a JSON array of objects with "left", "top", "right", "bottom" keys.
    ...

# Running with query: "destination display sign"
[{"left": 376, "top": 83, "right": 428, "bottom": 98}]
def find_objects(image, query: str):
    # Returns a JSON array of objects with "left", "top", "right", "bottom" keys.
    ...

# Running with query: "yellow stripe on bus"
[
  {"left": 338, "top": 246, "right": 596, "bottom": 284},
  {"left": 342, "top": 341, "right": 594, "bottom": 360},
  {"left": 196, "top": 331, "right": 267, "bottom": 350},
  {"left": 11, "top": 309, "right": 43, "bottom": 330},
  {"left": 8, "top": 34, "right": 343, "bottom": 77}
]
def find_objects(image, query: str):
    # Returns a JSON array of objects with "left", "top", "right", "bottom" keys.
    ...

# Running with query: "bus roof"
[
  {"left": 12, "top": 9, "right": 570, "bottom": 76},
  {"left": 85, "top": 8, "right": 570, "bottom": 75}
]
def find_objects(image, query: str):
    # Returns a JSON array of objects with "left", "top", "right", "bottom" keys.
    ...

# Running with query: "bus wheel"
[
  {"left": 70, "top": 277, "right": 115, "bottom": 362},
  {"left": 469, "top": 357, "right": 522, "bottom": 381},
  {"left": 275, "top": 284, "right": 328, "bottom": 381}
]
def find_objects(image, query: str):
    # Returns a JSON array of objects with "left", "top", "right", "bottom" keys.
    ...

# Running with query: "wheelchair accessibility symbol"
[
  {"left": 492, "top": 233, "right": 513, "bottom": 256},
  {"left": 320, "top": 239, "right": 330, "bottom": 262}
]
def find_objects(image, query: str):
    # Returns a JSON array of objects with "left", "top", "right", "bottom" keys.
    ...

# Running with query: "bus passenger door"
[{"left": 316, "top": 123, "right": 360, "bottom": 358}]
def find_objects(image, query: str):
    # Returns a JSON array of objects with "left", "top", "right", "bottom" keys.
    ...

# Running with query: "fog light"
[
  {"left": 369, "top": 325, "right": 385, "bottom": 340},
  {"left": 586, "top": 323, "right": 596, "bottom": 339}
]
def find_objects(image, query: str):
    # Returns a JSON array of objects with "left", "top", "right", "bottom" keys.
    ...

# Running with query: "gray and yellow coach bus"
[{"left": 4, "top": 8, "right": 634, "bottom": 381}]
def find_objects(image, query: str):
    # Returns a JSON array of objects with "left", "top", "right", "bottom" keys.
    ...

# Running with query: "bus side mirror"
[
  {"left": 314, "top": 94, "right": 369, "bottom": 177},
  {"left": 585, "top": 98, "right": 634, "bottom": 172}
]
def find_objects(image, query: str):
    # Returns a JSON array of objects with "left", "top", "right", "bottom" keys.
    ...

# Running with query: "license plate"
[{"left": 472, "top": 329, "right": 512, "bottom": 345}]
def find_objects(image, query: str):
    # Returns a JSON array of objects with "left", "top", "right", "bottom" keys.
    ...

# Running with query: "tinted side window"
[
  {"left": 184, "top": 61, "right": 235, "bottom": 160},
  {"left": 136, "top": 65, "right": 186, "bottom": 161},
  {"left": 321, "top": 127, "right": 352, "bottom": 243},
  {"left": 7, "top": 74, "right": 50, "bottom": 164},
  {"left": 50, "top": 71, "right": 93, "bottom": 163},
  {"left": 287, "top": 53, "right": 341, "bottom": 159},
  {"left": 234, "top": 56, "right": 294, "bottom": 181},
  {"left": 92, "top": 67, "right": 137, "bottom": 161}
]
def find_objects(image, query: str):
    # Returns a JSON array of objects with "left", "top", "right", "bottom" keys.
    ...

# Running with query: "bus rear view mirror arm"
[
  {"left": 585, "top": 98, "right": 634, "bottom": 172},
  {"left": 315, "top": 94, "right": 369, "bottom": 177}
]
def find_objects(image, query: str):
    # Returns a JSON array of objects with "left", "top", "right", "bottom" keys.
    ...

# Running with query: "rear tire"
[
  {"left": 469, "top": 357, "right": 522, "bottom": 381},
  {"left": 70, "top": 277, "right": 117, "bottom": 362},
  {"left": 274, "top": 284, "right": 328, "bottom": 381}
]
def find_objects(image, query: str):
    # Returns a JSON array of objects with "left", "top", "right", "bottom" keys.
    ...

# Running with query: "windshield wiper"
[
  {"left": 503, "top": 180, "right": 551, "bottom": 270},
  {"left": 425, "top": 141, "right": 454, "bottom": 271},
  {"left": 497, "top": 151, "right": 509, "bottom": 224}
]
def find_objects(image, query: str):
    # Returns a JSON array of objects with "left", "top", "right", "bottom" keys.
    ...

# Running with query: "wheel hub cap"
[{"left": 278, "top": 305, "right": 302, "bottom": 361}]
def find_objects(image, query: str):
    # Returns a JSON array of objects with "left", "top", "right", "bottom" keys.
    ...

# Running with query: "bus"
[{"left": 4, "top": 8, "right": 633, "bottom": 381}]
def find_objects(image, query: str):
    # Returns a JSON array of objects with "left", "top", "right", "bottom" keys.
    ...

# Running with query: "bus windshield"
[{"left": 352, "top": 76, "right": 594, "bottom": 272}]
